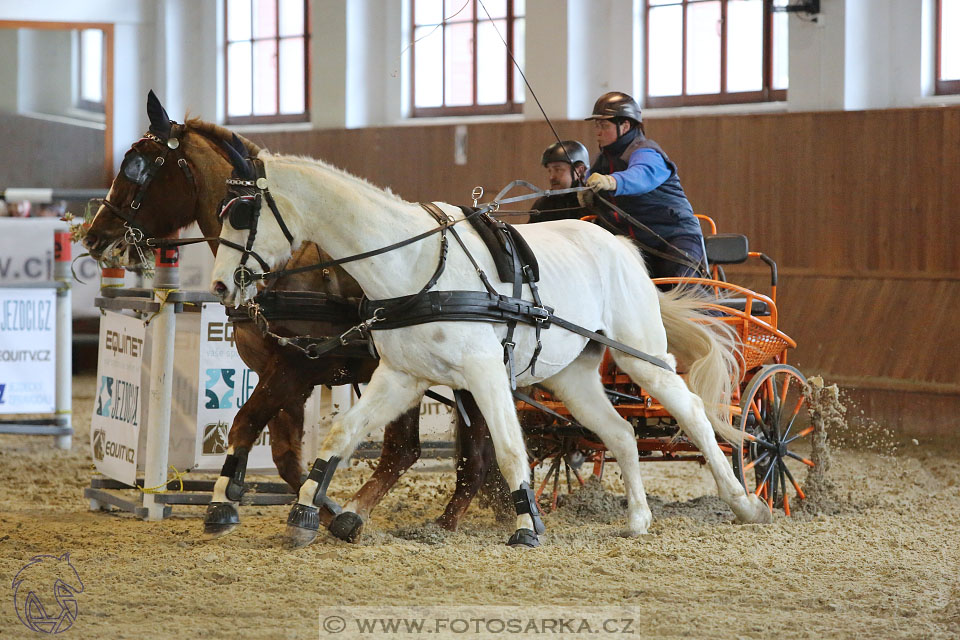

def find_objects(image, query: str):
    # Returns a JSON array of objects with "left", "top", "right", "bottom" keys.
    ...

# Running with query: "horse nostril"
[{"left": 213, "top": 281, "right": 228, "bottom": 296}]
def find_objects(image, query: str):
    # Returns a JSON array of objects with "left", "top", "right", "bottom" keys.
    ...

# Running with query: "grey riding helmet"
[
  {"left": 584, "top": 91, "right": 642, "bottom": 125},
  {"left": 541, "top": 140, "right": 590, "bottom": 167}
]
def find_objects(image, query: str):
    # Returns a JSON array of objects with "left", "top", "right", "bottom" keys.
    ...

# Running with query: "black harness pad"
[{"left": 460, "top": 206, "right": 539, "bottom": 283}]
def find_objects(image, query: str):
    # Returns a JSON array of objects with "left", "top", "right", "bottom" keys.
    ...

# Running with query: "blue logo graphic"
[
  {"left": 12, "top": 553, "right": 83, "bottom": 634},
  {"left": 95, "top": 376, "right": 113, "bottom": 417},
  {"left": 0, "top": 383, "right": 5, "bottom": 404},
  {"left": 204, "top": 368, "right": 235, "bottom": 410}
]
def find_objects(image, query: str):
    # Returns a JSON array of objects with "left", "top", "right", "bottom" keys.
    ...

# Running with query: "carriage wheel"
[
  {"left": 530, "top": 443, "right": 592, "bottom": 512},
  {"left": 732, "top": 364, "right": 813, "bottom": 516}
]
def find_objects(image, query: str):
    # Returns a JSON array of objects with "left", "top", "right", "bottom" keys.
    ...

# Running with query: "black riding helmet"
[
  {"left": 585, "top": 91, "right": 642, "bottom": 125},
  {"left": 541, "top": 140, "right": 590, "bottom": 168}
]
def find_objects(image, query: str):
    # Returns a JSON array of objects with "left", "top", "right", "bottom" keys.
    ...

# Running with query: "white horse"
[{"left": 210, "top": 151, "right": 772, "bottom": 548}]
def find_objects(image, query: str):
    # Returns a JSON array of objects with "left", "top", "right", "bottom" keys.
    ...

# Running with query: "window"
[
  {"left": 411, "top": 0, "right": 525, "bottom": 117},
  {"left": 937, "top": 0, "right": 960, "bottom": 94},
  {"left": 77, "top": 29, "right": 105, "bottom": 112},
  {"left": 225, "top": 0, "right": 309, "bottom": 123},
  {"left": 645, "top": 0, "right": 787, "bottom": 107}
]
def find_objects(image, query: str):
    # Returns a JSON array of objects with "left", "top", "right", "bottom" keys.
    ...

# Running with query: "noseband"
[
  {"left": 99, "top": 125, "right": 198, "bottom": 247},
  {"left": 217, "top": 158, "right": 295, "bottom": 291}
]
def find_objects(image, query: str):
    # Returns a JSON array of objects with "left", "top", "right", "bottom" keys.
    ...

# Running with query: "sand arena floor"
[{"left": 1, "top": 374, "right": 958, "bottom": 639}]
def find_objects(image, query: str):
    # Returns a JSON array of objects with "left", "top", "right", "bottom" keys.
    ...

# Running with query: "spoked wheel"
[
  {"left": 529, "top": 439, "right": 596, "bottom": 512},
  {"left": 732, "top": 364, "right": 814, "bottom": 516}
]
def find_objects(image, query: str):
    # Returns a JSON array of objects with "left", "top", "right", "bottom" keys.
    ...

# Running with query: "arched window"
[
  {"left": 225, "top": 0, "right": 310, "bottom": 123},
  {"left": 411, "top": 0, "right": 526, "bottom": 117},
  {"left": 938, "top": 0, "right": 960, "bottom": 95},
  {"left": 645, "top": 0, "right": 787, "bottom": 107}
]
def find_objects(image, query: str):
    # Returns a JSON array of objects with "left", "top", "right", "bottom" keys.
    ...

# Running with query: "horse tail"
[{"left": 657, "top": 286, "right": 744, "bottom": 445}]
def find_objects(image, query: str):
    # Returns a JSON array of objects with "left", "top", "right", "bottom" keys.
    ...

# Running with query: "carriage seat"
[{"left": 714, "top": 297, "right": 770, "bottom": 316}]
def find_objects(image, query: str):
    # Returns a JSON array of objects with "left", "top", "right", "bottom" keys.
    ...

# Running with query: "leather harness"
[{"left": 217, "top": 160, "right": 675, "bottom": 385}]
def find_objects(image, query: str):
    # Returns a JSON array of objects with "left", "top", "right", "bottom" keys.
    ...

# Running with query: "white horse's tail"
[{"left": 657, "top": 286, "right": 743, "bottom": 445}]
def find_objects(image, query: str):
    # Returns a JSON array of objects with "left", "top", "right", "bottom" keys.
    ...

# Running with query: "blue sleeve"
[{"left": 611, "top": 148, "right": 671, "bottom": 196}]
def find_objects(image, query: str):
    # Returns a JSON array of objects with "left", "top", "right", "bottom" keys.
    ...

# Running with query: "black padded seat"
[{"left": 715, "top": 297, "right": 770, "bottom": 316}]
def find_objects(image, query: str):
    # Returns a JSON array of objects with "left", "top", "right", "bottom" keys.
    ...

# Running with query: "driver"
[
  {"left": 529, "top": 140, "right": 591, "bottom": 223},
  {"left": 583, "top": 91, "right": 707, "bottom": 281}
]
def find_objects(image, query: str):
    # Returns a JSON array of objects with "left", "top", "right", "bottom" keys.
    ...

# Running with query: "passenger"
[
  {"left": 530, "top": 140, "right": 592, "bottom": 222},
  {"left": 582, "top": 91, "right": 707, "bottom": 281}
]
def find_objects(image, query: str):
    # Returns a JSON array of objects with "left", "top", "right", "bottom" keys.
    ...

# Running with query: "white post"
[
  {"left": 142, "top": 241, "right": 179, "bottom": 520},
  {"left": 53, "top": 231, "right": 72, "bottom": 450}
]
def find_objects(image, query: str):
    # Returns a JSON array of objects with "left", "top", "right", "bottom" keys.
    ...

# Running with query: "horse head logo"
[
  {"left": 202, "top": 421, "right": 229, "bottom": 454},
  {"left": 92, "top": 429, "right": 105, "bottom": 462},
  {"left": 12, "top": 553, "right": 84, "bottom": 634}
]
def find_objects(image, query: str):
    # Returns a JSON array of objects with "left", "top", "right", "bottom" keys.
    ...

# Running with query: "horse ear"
[
  {"left": 229, "top": 134, "right": 249, "bottom": 159},
  {"left": 146, "top": 90, "right": 172, "bottom": 137}
]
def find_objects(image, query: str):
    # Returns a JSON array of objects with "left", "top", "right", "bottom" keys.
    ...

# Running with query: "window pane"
[
  {"left": 772, "top": 10, "right": 789, "bottom": 90},
  {"left": 252, "top": 0, "right": 278, "bottom": 39},
  {"left": 227, "top": 41, "right": 252, "bottom": 116},
  {"left": 647, "top": 5, "right": 683, "bottom": 96},
  {"left": 648, "top": 0, "right": 680, "bottom": 5},
  {"left": 278, "top": 0, "right": 304, "bottom": 37},
  {"left": 80, "top": 29, "right": 103, "bottom": 103},
  {"left": 445, "top": 0, "right": 474, "bottom": 22},
  {"left": 478, "top": 19, "right": 507, "bottom": 104},
  {"left": 514, "top": 0, "right": 525, "bottom": 17},
  {"left": 414, "top": 25, "right": 443, "bottom": 107},
  {"left": 415, "top": 0, "right": 444, "bottom": 25},
  {"left": 943, "top": 0, "right": 960, "bottom": 80},
  {"left": 252, "top": 39, "right": 278, "bottom": 115},
  {"left": 480, "top": 0, "right": 507, "bottom": 19},
  {"left": 513, "top": 16, "right": 525, "bottom": 103},
  {"left": 444, "top": 21, "right": 474, "bottom": 106},
  {"left": 227, "top": 0, "right": 252, "bottom": 41},
  {"left": 686, "top": 0, "right": 721, "bottom": 95},
  {"left": 279, "top": 37, "right": 305, "bottom": 113},
  {"left": 726, "top": 0, "right": 763, "bottom": 92}
]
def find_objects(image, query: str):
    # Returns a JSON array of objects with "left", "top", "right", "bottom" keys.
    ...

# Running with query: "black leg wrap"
[
  {"left": 307, "top": 456, "right": 341, "bottom": 508},
  {"left": 203, "top": 502, "right": 240, "bottom": 536},
  {"left": 512, "top": 482, "right": 545, "bottom": 534},
  {"left": 328, "top": 512, "right": 365, "bottom": 543},
  {"left": 222, "top": 447, "right": 249, "bottom": 503},
  {"left": 507, "top": 528, "right": 541, "bottom": 548}
]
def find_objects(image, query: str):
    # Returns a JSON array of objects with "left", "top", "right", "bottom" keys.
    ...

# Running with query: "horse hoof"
[
  {"left": 328, "top": 511, "right": 364, "bottom": 543},
  {"left": 506, "top": 528, "right": 540, "bottom": 548},
  {"left": 284, "top": 503, "right": 320, "bottom": 549},
  {"left": 434, "top": 516, "right": 459, "bottom": 532},
  {"left": 203, "top": 502, "right": 240, "bottom": 539}
]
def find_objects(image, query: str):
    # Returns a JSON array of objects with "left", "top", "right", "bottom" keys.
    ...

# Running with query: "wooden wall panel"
[
  {"left": 0, "top": 112, "right": 105, "bottom": 188},
  {"left": 246, "top": 106, "right": 960, "bottom": 431}
]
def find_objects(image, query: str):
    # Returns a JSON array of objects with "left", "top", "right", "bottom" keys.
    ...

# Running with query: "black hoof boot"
[
  {"left": 328, "top": 511, "right": 364, "bottom": 543},
  {"left": 507, "top": 528, "right": 540, "bottom": 548},
  {"left": 284, "top": 503, "right": 320, "bottom": 549},
  {"left": 203, "top": 502, "right": 240, "bottom": 539}
]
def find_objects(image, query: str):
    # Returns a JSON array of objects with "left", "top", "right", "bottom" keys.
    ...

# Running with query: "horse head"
[
  {"left": 210, "top": 157, "right": 302, "bottom": 306},
  {"left": 83, "top": 90, "right": 233, "bottom": 267},
  {"left": 12, "top": 553, "right": 84, "bottom": 634}
]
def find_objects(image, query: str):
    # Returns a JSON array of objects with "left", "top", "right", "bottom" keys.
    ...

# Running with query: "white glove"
[{"left": 586, "top": 173, "right": 617, "bottom": 192}]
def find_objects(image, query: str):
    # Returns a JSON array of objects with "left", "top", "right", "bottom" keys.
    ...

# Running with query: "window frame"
[
  {"left": 936, "top": 0, "right": 960, "bottom": 95},
  {"left": 224, "top": 0, "right": 311, "bottom": 125},
  {"left": 410, "top": 0, "right": 524, "bottom": 118},
  {"left": 76, "top": 28, "right": 106, "bottom": 114},
  {"left": 644, "top": 0, "right": 786, "bottom": 108}
]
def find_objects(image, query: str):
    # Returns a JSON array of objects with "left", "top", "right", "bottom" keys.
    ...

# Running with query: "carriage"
[{"left": 517, "top": 214, "right": 813, "bottom": 516}]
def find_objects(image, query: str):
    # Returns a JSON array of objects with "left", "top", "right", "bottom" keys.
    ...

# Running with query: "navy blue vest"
[{"left": 596, "top": 136, "right": 702, "bottom": 245}]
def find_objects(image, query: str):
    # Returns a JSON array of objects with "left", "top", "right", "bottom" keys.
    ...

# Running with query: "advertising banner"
[
  {"left": 0, "top": 287, "right": 56, "bottom": 414},
  {"left": 194, "top": 304, "right": 275, "bottom": 471},
  {"left": 90, "top": 311, "right": 145, "bottom": 485}
]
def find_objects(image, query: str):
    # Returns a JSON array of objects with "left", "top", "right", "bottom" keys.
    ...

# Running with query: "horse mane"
[
  {"left": 264, "top": 151, "right": 409, "bottom": 206},
  {"left": 184, "top": 117, "right": 262, "bottom": 157}
]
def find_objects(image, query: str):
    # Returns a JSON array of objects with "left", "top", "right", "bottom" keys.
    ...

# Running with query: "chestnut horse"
[{"left": 83, "top": 92, "right": 505, "bottom": 540}]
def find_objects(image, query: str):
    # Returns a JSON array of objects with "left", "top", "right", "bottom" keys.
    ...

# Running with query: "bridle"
[
  {"left": 216, "top": 157, "right": 295, "bottom": 292},
  {"left": 98, "top": 124, "right": 198, "bottom": 249}
]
